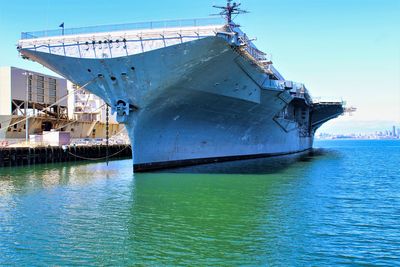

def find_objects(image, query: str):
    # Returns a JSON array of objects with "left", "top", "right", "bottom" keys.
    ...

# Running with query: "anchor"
[{"left": 112, "top": 100, "right": 137, "bottom": 123}]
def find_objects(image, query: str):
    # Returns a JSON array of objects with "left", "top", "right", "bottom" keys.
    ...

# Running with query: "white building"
[
  {"left": 0, "top": 66, "right": 67, "bottom": 116},
  {"left": 67, "top": 81, "right": 117, "bottom": 124}
]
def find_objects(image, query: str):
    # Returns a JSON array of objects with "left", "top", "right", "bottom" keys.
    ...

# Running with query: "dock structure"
[{"left": 0, "top": 144, "right": 131, "bottom": 167}]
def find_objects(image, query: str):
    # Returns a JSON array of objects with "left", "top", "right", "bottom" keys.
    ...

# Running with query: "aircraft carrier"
[{"left": 17, "top": 1, "right": 344, "bottom": 171}]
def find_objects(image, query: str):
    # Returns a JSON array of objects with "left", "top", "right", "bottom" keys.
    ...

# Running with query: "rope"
[
  {"left": 67, "top": 144, "right": 131, "bottom": 161},
  {"left": 106, "top": 104, "right": 109, "bottom": 165}
]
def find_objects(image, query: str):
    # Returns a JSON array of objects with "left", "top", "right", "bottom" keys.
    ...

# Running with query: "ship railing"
[
  {"left": 266, "top": 80, "right": 313, "bottom": 103},
  {"left": 312, "top": 97, "right": 344, "bottom": 105},
  {"left": 21, "top": 17, "right": 225, "bottom": 40},
  {"left": 19, "top": 28, "right": 222, "bottom": 59},
  {"left": 19, "top": 20, "right": 225, "bottom": 59},
  {"left": 267, "top": 80, "right": 308, "bottom": 94},
  {"left": 238, "top": 33, "right": 267, "bottom": 62}
]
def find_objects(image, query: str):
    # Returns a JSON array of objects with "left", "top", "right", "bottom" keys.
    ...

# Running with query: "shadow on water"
[
  {"left": 0, "top": 148, "right": 341, "bottom": 196},
  {"left": 157, "top": 148, "right": 337, "bottom": 174}
]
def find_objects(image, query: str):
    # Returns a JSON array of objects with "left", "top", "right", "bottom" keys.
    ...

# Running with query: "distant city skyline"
[
  {"left": 317, "top": 124, "right": 400, "bottom": 139},
  {"left": 315, "top": 119, "right": 400, "bottom": 135},
  {"left": 0, "top": 0, "right": 399, "bottom": 133}
]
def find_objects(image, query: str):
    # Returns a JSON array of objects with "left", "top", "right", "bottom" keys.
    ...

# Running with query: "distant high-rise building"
[{"left": 392, "top": 126, "right": 396, "bottom": 137}]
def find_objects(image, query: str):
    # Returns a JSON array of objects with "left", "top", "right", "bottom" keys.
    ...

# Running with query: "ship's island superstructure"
[{"left": 17, "top": 1, "right": 344, "bottom": 171}]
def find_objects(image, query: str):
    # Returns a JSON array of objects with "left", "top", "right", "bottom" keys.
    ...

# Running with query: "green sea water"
[{"left": 0, "top": 140, "right": 399, "bottom": 266}]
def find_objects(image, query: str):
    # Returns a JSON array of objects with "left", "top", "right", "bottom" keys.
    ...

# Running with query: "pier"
[{"left": 0, "top": 144, "right": 131, "bottom": 167}]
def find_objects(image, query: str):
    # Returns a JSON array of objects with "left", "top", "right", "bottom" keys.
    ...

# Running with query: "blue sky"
[{"left": 1, "top": 0, "right": 399, "bottom": 134}]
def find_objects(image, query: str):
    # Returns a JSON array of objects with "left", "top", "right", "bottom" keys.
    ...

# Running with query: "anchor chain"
[{"left": 106, "top": 104, "right": 109, "bottom": 165}]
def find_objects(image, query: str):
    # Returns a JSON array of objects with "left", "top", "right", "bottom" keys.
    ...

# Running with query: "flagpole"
[{"left": 59, "top": 22, "right": 65, "bottom": 36}]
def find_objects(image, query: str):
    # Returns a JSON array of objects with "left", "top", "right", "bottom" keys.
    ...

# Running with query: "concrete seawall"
[{"left": 0, "top": 145, "right": 132, "bottom": 167}]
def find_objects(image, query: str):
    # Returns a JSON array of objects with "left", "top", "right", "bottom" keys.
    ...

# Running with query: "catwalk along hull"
[{"left": 18, "top": 22, "right": 344, "bottom": 171}]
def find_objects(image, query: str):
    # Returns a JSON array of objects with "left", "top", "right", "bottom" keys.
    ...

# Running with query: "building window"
[
  {"left": 37, "top": 75, "right": 45, "bottom": 103},
  {"left": 49, "top": 78, "right": 57, "bottom": 103}
]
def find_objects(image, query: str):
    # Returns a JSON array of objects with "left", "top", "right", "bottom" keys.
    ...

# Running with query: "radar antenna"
[{"left": 212, "top": 0, "right": 249, "bottom": 25}]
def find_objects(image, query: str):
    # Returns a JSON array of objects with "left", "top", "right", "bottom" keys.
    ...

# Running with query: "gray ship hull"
[
  {"left": 132, "top": 86, "right": 312, "bottom": 171},
  {"left": 19, "top": 35, "right": 342, "bottom": 171}
]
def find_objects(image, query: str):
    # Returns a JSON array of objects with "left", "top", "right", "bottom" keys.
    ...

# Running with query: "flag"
[{"left": 59, "top": 22, "right": 64, "bottom": 28}]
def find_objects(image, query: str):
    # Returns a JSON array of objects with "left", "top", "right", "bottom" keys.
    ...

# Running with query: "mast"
[{"left": 213, "top": 0, "right": 248, "bottom": 25}]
